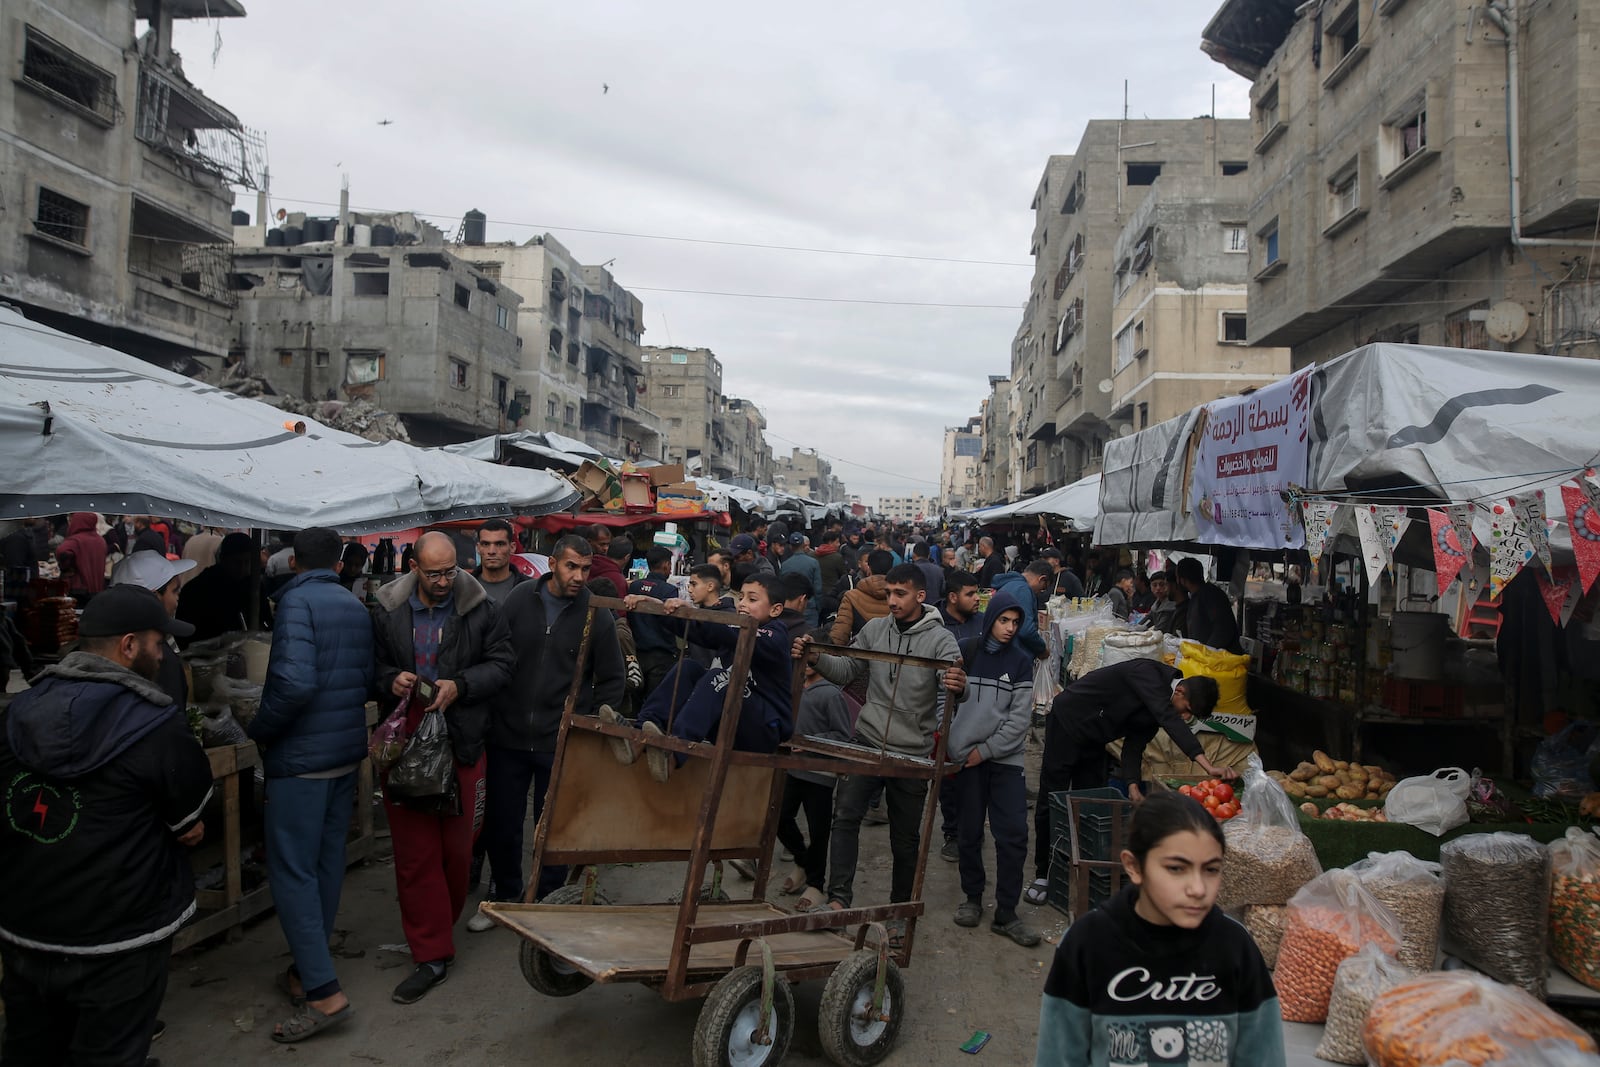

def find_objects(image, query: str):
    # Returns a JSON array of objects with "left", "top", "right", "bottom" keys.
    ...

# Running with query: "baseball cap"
[
  {"left": 111, "top": 551, "right": 197, "bottom": 592},
  {"left": 729, "top": 534, "right": 757, "bottom": 555},
  {"left": 79, "top": 584, "right": 195, "bottom": 638},
  {"left": 788, "top": 532, "right": 804, "bottom": 546}
]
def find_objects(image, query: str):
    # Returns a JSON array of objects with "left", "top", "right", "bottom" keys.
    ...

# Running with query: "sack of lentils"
[
  {"left": 1348, "top": 850, "right": 1445, "bottom": 972},
  {"left": 1274, "top": 868, "right": 1401, "bottom": 1023},
  {"left": 1315, "top": 943, "right": 1416, "bottom": 1065},
  {"left": 1441, "top": 832, "right": 1552, "bottom": 999},
  {"left": 1364, "top": 971, "right": 1598, "bottom": 1067},
  {"left": 1547, "top": 826, "right": 1600, "bottom": 992}
]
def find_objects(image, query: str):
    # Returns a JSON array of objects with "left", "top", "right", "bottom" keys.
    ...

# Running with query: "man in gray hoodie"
[{"left": 794, "top": 563, "right": 964, "bottom": 933}]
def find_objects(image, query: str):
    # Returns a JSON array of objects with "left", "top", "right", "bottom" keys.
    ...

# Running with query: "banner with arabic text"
[{"left": 1191, "top": 369, "right": 1313, "bottom": 549}]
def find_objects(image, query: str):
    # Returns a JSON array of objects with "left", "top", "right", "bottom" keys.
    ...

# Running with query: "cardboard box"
[
  {"left": 656, "top": 482, "right": 707, "bottom": 515},
  {"left": 621, "top": 473, "right": 654, "bottom": 511},
  {"left": 572, "top": 460, "right": 622, "bottom": 503},
  {"left": 646, "top": 464, "right": 684, "bottom": 487}
]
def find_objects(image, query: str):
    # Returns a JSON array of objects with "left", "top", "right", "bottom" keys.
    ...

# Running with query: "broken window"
[
  {"left": 1223, "top": 223, "right": 1248, "bottom": 253},
  {"left": 352, "top": 272, "right": 389, "bottom": 296},
  {"left": 475, "top": 261, "right": 502, "bottom": 282},
  {"left": 661, "top": 385, "right": 684, "bottom": 398},
  {"left": 278, "top": 350, "right": 294, "bottom": 367},
  {"left": 345, "top": 351, "right": 385, "bottom": 384},
  {"left": 454, "top": 284, "right": 471, "bottom": 310},
  {"left": 449, "top": 359, "right": 469, "bottom": 389},
  {"left": 22, "top": 29, "right": 117, "bottom": 122},
  {"left": 546, "top": 397, "right": 558, "bottom": 420},
  {"left": 1327, "top": 161, "right": 1360, "bottom": 224},
  {"left": 567, "top": 342, "right": 580, "bottom": 365},
  {"left": 496, "top": 304, "right": 510, "bottom": 330},
  {"left": 564, "top": 404, "right": 577, "bottom": 426},
  {"left": 34, "top": 188, "right": 89, "bottom": 247},
  {"left": 549, "top": 328, "right": 564, "bottom": 354},
  {"left": 315, "top": 350, "right": 329, "bottom": 367},
  {"left": 1255, "top": 83, "right": 1283, "bottom": 150},
  {"left": 1222, "top": 161, "right": 1248, "bottom": 176},
  {"left": 1444, "top": 303, "right": 1490, "bottom": 349},
  {"left": 1328, "top": 4, "right": 1360, "bottom": 61},
  {"left": 1221, "top": 311, "right": 1248, "bottom": 343},
  {"left": 1380, "top": 98, "right": 1431, "bottom": 181},
  {"left": 493, "top": 375, "right": 509, "bottom": 410},
  {"left": 1126, "top": 163, "right": 1162, "bottom": 187},
  {"left": 406, "top": 253, "right": 449, "bottom": 270},
  {"left": 1138, "top": 402, "right": 1149, "bottom": 430}
]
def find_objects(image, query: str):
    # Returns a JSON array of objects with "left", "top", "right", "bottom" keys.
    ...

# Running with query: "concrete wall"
[
  {"left": 941, "top": 421, "right": 982, "bottom": 510},
  {"left": 641, "top": 346, "right": 720, "bottom": 471}
]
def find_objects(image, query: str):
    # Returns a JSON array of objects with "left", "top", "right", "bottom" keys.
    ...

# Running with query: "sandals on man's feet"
[
  {"left": 1022, "top": 879, "right": 1049, "bottom": 906},
  {"left": 795, "top": 886, "right": 825, "bottom": 911},
  {"left": 270, "top": 1002, "right": 354, "bottom": 1044}
]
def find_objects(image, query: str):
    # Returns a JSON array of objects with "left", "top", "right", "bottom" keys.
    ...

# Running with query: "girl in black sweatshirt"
[{"left": 1035, "top": 794, "right": 1284, "bottom": 1067}]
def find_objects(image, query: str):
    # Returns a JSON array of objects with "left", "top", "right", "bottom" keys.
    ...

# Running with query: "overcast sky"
[{"left": 174, "top": 2, "right": 1247, "bottom": 501}]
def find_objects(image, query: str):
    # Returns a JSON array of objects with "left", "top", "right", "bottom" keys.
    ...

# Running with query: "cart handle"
[
  {"left": 589, "top": 593, "right": 757, "bottom": 629},
  {"left": 804, "top": 642, "right": 956, "bottom": 671}
]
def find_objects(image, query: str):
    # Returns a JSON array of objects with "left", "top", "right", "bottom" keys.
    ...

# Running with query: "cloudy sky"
[{"left": 174, "top": 2, "right": 1247, "bottom": 501}]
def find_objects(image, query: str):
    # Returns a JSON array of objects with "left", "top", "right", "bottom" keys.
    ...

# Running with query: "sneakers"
[
  {"left": 392, "top": 962, "right": 448, "bottom": 1004},
  {"left": 940, "top": 836, "right": 960, "bottom": 862},
  {"left": 597, "top": 705, "right": 636, "bottom": 765},
  {"left": 953, "top": 899, "right": 982, "bottom": 927},
  {"left": 727, "top": 859, "right": 757, "bottom": 880},
  {"left": 466, "top": 909, "right": 496, "bottom": 933},
  {"left": 991, "top": 915, "right": 1042, "bottom": 947},
  {"left": 641, "top": 721, "right": 672, "bottom": 783}
]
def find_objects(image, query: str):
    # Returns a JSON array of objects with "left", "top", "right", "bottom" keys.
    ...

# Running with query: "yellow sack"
[{"left": 1180, "top": 640, "right": 1251, "bottom": 719}]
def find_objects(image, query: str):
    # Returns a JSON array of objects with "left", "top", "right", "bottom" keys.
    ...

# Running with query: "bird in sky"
[
  {"left": 602, "top": 84, "right": 609, "bottom": 94},
  {"left": 377, "top": 119, "right": 394, "bottom": 126}
]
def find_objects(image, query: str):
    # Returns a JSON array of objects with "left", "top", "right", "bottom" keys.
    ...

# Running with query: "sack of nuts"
[
  {"left": 1441, "top": 832, "right": 1552, "bottom": 999},
  {"left": 1349, "top": 850, "right": 1446, "bottom": 971},
  {"left": 1548, "top": 826, "right": 1600, "bottom": 991},
  {"left": 1364, "top": 971, "right": 1598, "bottom": 1066},
  {"left": 1242, "top": 904, "right": 1288, "bottom": 969},
  {"left": 1315, "top": 943, "right": 1416, "bottom": 1064},
  {"left": 1219, "top": 755, "right": 1323, "bottom": 910},
  {"left": 1274, "top": 868, "right": 1401, "bottom": 1023}
]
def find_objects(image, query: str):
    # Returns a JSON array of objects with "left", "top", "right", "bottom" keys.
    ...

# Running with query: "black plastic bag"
[{"left": 386, "top": 709, "right": 459, "bottom": 816}]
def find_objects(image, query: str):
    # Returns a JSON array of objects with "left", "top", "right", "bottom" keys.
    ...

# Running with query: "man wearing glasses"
[{"left": 372, "top": 532, "right": 513, "bottom": 1005}]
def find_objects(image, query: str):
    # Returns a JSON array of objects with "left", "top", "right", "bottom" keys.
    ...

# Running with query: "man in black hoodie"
[{"left": 0, "top": 585, "right": 212, "bottom": 1067}]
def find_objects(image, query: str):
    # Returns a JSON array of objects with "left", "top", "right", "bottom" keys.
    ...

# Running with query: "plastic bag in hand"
[
  {"left": 367, "top": 692, "right": 409, "bottom": 774},
  {"left": 386, "top": 709, "right": 458, "bottom": 814}
]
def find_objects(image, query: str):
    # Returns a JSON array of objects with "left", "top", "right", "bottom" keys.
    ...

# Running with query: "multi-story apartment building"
[
  {"left": 640, "top": 345, "right": 721, "bottom": 474},
  {"left": 1201, "top": 0, "right": 1600, "bottom": 365},
  {"left": 977, "top": 376, "right": 1015, "bottom": 506},
  {"left": 877, "top": 496, "right": 934, "bottom": 523},
  {"left": 720, "top": 396, "right": 774, "bottom": 487},
  {"left": 775, "top": 448, "right": 845, "bottom": 503},
  {"left": 1015, "top": 119, "right": 1254, "bottom": 491},
  {"left": 453, "top": 232, "right": 663, "bottom": 460},
  {"left": 940, "top": 417, "right": 982, "bottom": 511},
  {"left": 230, "top": 213, "right": 523, "bottom": 444},
  {"left": 1107, "top": 174, "right": 1290, "bottom": 435},
  {"left": 2, "top": 0, "right": 261, "bottom": 369}
]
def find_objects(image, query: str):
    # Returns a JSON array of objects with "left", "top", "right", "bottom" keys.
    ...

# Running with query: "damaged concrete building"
[{"left": 0, "top": 0, "right": 262, "bottom": 370}]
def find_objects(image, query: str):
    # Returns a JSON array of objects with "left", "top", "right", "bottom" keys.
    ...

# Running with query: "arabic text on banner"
[{"left": 1191, "top": 368, "right": 1313, "bottom": 549}]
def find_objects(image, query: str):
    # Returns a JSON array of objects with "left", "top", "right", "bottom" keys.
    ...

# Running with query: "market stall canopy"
[
  {"left": 0, "top": 305, "right": 579, "bottom": 532},
  {"left": 963, "top": 474, "right": 1101, "bottom": 531},
  {"left": 440, "top": 430, "right": 599, "bottom": 470},
  {"left": 1097, "top": 407, "right": 1204, "bottom": 547}
]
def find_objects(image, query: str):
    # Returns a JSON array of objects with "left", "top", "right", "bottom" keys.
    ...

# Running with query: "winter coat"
[
  {"left": 975, "top": 550, "right": 1005, "bottom": 590},
  {"left": 779, "top": 551, "right": 824, "bottom": 626},
  {"left": 991, "top": 571, "right": 1047, "bottom": 657},
  {"left": 490, "top": 577, "right": 626, "bottom": 753},
  {"left": 0, "top": 652, "right": 213, "bottom": 954},
  {"left": 815, "top": 607, "right": 961, "bottom": 756},
  {"left": 816, "top": 544, "right": 850, "bottom": 598},
  {"left": 588, "top": 555, "right": 628, "bottom": 600},
  {"left": 790, "top": 677, "right": 854, "bottom": 786},
  {"left": 829, "top": 575, "right": 889, "bottom": 644},
  {"left": 1053, "top": 658, "right": 1205, "bottom": 784},
  {"left": 914, "top": 560, "right": 945, "bottom": 606},
  {"left": 56, "top": 512, "right": 107, "bottom": 595},
  {"left": 1187, "top": 581, "right": 1243, "bottom": 653},
  {"left": 937, "top": 601, "right": 985, "bottom": 644},
  {"left": 373, "top": 571, "right": 514, "bottom": 765},
  {"left": 945, "top": 591, "right": 1035, "bottom": 769},
  {"left": 248, "top": 569, "right": 375, "bottom": 777}
]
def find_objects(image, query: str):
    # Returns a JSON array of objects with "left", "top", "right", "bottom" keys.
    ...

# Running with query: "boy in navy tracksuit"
[{"left": 604, "top": 571, "right": 795, "bottom": 783}]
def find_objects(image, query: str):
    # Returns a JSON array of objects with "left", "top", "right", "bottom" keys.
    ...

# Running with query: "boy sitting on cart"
[{"left": 600, "top": 572, "right": 795, "bottom": 782}]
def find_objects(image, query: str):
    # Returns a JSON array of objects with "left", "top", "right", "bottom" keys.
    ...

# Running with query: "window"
[
  {"left": 1115, "top": 322, "right": 1139, "bottom": 371},
  {"left": 1065, "top": 233, "right": 1085, "bottom": 285},
  {"left": 1220, "top": 311, "right": 1248, "bottom": 343},
  {"left": 1060, "top": 170, "right": 1085, "bottom": 215},
  {"left": 1026, "top": 443, "right": 1039, "bottom": 470},
  {"left": 1371, "top": 323, "right": 1420, "bottom": 344},
  {"left": 496, "top": 304, "right": 510, "bottom": 330},
  {"left": 1130, "top": 228, "right": 1154, "bottom": 273},
  {"left": 670, "top": 417, "right": 684, "bottom": 429},
  {"left": 660, "top": 384, "right": 684, "bottom": 398},
  {"left": 315, "top": 350, "right": 329, "bottom": 367},
  {"left": 547, "top": 397, "right": 558, "bottom": 420},
  {"left": 475, "top": 261, "right": 502, "bottom": 282},
  {"left": 33, "top": 188, "right": 90, "bottom": 248},
  {"left": 1379, "top": 95, "right": 1436, "bottom": 187},
  {"left": 352, "top": 272, "right": 389, "bottom": 296},
  {"left": 21, "top": 29, "right": 117, "bottom": 123},
  {"left": 1256, "top": 217, "right": 1286, "bottom": 280},
  {"left": 549, "top": 329, "right": 564, "bottom": 355},
  {"left": 1445, "top": 303, "right": 1490, "bottom": 349},
  {"left": 564, "top": 404, "right": 577, "bottom": 426},
  {"left": 567, "top": 342, "right": 580, "bottom": 365},
  {"left": 493, "top": 375, "right": 509, "bottom": 410},
  {"left": 1055, "top": 298, "right": 1083, "bottom": 351},
  {"left": 449, "top": 359, "right": 468, "bottom": 389},
  {"left": 277, "top": 350, "right": 294, "bottom": 367},
  {"left": 1127, "top": 163, "right": 1162, "bottom": 187},
  {"left": 1323, "top": 3, "right": 1368, "bottom": 86},
  {"left": 1138, "top": 402, "right": 1149, "bottom": 430},
  {"left": 1222, "top": 162, "right": 1248, "bottom": 176},
  {"left": 345, "top": 351, "right": 385, "bottom": 384},
  {"left": 1223, "top": 223, "right": 1248, "bottom": 253},
  {"left": 1329, "top": 164, "right": 1359, "bottom": 221},
  {"left": 1255, "top": 82, "right": 1285, "bottom": 153},
  {"left": 454, "top": 284, "right": 471, "bottom": 310}
]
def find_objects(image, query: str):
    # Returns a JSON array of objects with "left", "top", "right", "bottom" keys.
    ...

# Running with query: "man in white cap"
[{"left": 110, "top": 551, "right": 197, "bottom": 709}]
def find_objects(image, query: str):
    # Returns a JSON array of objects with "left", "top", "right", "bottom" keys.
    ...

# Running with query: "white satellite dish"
[
  {"left": 1116, "top": 422, "right": 1134, "bottom": 437},
  {"left": 1096, "top": 378, "right": 1114, "bottom": 394},
  {"left": 1483, "top": 300, "right": 1529, "bottom": 343}
]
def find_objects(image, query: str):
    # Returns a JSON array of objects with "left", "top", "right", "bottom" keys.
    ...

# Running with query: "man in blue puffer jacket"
[{"left": 248, "top": 527, "right": 374, "bottom": 1043}]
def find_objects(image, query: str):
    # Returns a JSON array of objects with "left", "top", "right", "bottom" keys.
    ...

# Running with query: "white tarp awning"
[
  {"left": 970, "top": 474, "right": 1101, "bottom": 530},
  {"left": 0, "top": 305, "right": 579, "bottom": 532},
  {"left": 440, "top": 430, "right": 594, "bottom": 469}
]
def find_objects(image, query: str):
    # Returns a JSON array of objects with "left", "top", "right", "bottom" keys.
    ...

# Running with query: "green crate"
[
  {"left": 1046, "top": 844, "right": 1118, "bottom": 918},
  {"left": 1047, "top": 787, "right": 1130, "bottom": 862}
]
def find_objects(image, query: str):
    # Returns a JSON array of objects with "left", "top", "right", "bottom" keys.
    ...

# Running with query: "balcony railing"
[{"left": 135, "top": 63, "right": 264, "bottom": 188}]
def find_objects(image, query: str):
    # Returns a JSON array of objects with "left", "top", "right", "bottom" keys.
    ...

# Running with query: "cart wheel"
[
  {"left": 517, "top": 884, "right": 610, "bottom": 998},
  {"left": 817, "top": 950, "right": 905, "bottom": 1067},
  {"left": 691, "top": 965, "right": 795, "bottom": 1067}
]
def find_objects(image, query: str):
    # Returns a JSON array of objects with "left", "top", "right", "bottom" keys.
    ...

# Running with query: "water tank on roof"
[
  {"left": 462, "top": 209, "right": 486, "bottom": 246},
  {"left": 301, "top": 218, "right": 324, "bottom": 243},
  {"left": 371, "top": 224, "right": 396, "bottom": 247},
  {"left": 231, "top": 210, "right": 251, "bottom": 226},
  {"left": 282, "top": 225, "right": 303, "bottom": 246},
  {"left": 265, "top": 228, "right": 286, "bottom": 247},
  {"left": 352, "top": 224, "right": 372, "bottom": 247}
]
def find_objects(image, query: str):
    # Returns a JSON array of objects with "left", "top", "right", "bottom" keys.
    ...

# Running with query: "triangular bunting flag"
[
  {"left": 1535, "top": 568, "right": 1568, "bottom": 626},
  {"left": 1301, "top": 499, "right": 1341, "bottom": 569},
  {"left": 1488, "top": 498, "right": 1537, "bottom": 598},
  {"left": 1444, "top": 504, "right": 1475, "bottom": 558},
  {"left": 1511, "top": 490, "right": 1553, "bottom": 578},
  {"left": 1354, "top": 506, "right": 1387, "bottom": 589},
  {"left": 1561, "top": 479, "right": 1600, "bottom": 594},
  {"left": 1427, "top": 508, "right": 1471, "bottom": 596},
  {"left": 1370, "top": 505, "right": 1410, "bottom": 570},
  {"left": 1561, "top": 574, "right": 1584, "bottom": 627}
]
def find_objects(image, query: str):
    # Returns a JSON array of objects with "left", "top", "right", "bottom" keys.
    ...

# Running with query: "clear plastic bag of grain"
[
  {"left": 1441, "top": 832, "right": 1552, "bottom": 999},
  {"left": 1316, "top": 943, "right": 1416, "bottom": 1065},
  {"left": 1219, "top": 755, "right": 1323, "bottom": 909},
  {"left": 1349, "top": 849, "right": 1445, "bottom": 971},
  {"left": 1242, "top": 904, "right": 1288, "bottom": 968}
]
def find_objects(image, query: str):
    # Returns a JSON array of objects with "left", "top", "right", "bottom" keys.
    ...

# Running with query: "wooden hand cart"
[{"left": 480, "top": 595, "right": 957, "bottom": 1067}]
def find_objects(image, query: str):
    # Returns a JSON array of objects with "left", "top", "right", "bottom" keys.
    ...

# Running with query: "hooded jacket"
[
  {"left": 1054, "top": 658, "right": 1205, "bottom": 785},
  {"left": 991, "top": 570, "right": 1047, "bottom": 657},
  {"left": 815, "top": 607, "right": 961, "bottom": 756},
  {"left": 56, "top": 512, "right": 107, "bottom": 595},
  {"left": 249, "top": 569, "right": 375, "bottom": 777},
  {"left": 587, "top": 554, "right": 627, "bottom": 600},
  {"left": 946, "top": 591, "right": 1035, "bottom": 769},
  {"left": 779, "top": 550, "right": 824, "bottom": 627},
  {"left": 816, "top": 542, "right": 850, "bottom": 596},
  {"left": 490, "top": 576, "right": 626, "bottom": 753},
  {"left": 373, "top": 571, "right": 515, "bottom": 765},
  {"left": 0, "top": 652, "right": 213, "bottom": 954},
  {"left": 829, "top": 574, "right": 889, "bottom": 645}
]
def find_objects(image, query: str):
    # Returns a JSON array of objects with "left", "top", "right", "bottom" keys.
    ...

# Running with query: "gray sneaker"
[
  {"left": 992, "top": 916, "right": 1042, "bottom": 947},
  {"left": 641, "top": 721, "right": 672, "bottom": 783},
  {"left": 597, "top": 705, "right": 636, "bottom": 765}
]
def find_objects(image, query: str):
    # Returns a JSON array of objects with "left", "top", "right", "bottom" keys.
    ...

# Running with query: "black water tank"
[
  {"left": 301, "top": 218, "right": 324, "bottom": 243},
  {"left": 265, "top": 227, "right": 286, "bottom": 247},
  {"left": 371, "top": 224, "right": 396, "bottom": 247},
  {"left": 462, "top": 209, "right": 486, "bottom": 246},
  {"left": 232, "top": 209, "right": 251, "bottom": 226},
  {"left": 282, "top": 225, "right": 303, "bottom": 245}
]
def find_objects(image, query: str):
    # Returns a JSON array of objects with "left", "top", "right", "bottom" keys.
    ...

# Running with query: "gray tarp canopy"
[
  {"left": 0, "top": 305, "right": 579, "bottom": 532},
  {"left": 1097, "top": 342, "right": 1600, "bottom": 550},
  {"left": 440, "top": 430, "right": 600, "bottom": 470},
  {"left": 961, "top": 473, "right": 1101, "bottom": 531}
]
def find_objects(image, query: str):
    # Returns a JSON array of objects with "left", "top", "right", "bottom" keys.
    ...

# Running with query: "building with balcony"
[
  {"left": 1201, "top": 0, "right": 1600, "bottom": 365},
  {"left": 977, "top": 375, "right": 1015, "bottom": 506},
  {"left": 876, "top": 495, "right": 935, "bottom": 523},
  {"left": 640, "top": 345, "right": 722, "bottom": 474},
  {"left": 1107, "top": 174, "right": 1290, "bottom": 435},
  {"left": 1, "top": 0, "right": 262, "bottom": 369},
  {"left": 720, "top": 396, "right": 774, "bottom": 487},
  {"left": 940, "top": 417, "right": 982, "bottom": 511},
  {"left": 775, "top": 448, "right": 845, "bottom": 503},
  {"left": 1015, "top": 119, "right": 1254, "bottom": 490},
  {"left": 230, "top": 213, "right": 523, "bottom": 444}
]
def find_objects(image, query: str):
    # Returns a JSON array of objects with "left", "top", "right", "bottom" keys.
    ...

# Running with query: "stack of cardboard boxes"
[{"left": 568, "top": 461, "right": 711, "bottom": 516}]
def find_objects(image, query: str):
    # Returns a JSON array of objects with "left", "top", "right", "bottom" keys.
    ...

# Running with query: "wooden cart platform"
[{"left": 484, "top": 901, "right": 856, "bottom": 984}]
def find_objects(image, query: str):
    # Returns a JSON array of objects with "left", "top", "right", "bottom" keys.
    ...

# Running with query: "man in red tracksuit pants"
[{"left": 372, "top": 532, "right": 513, "bottom": 1004}]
